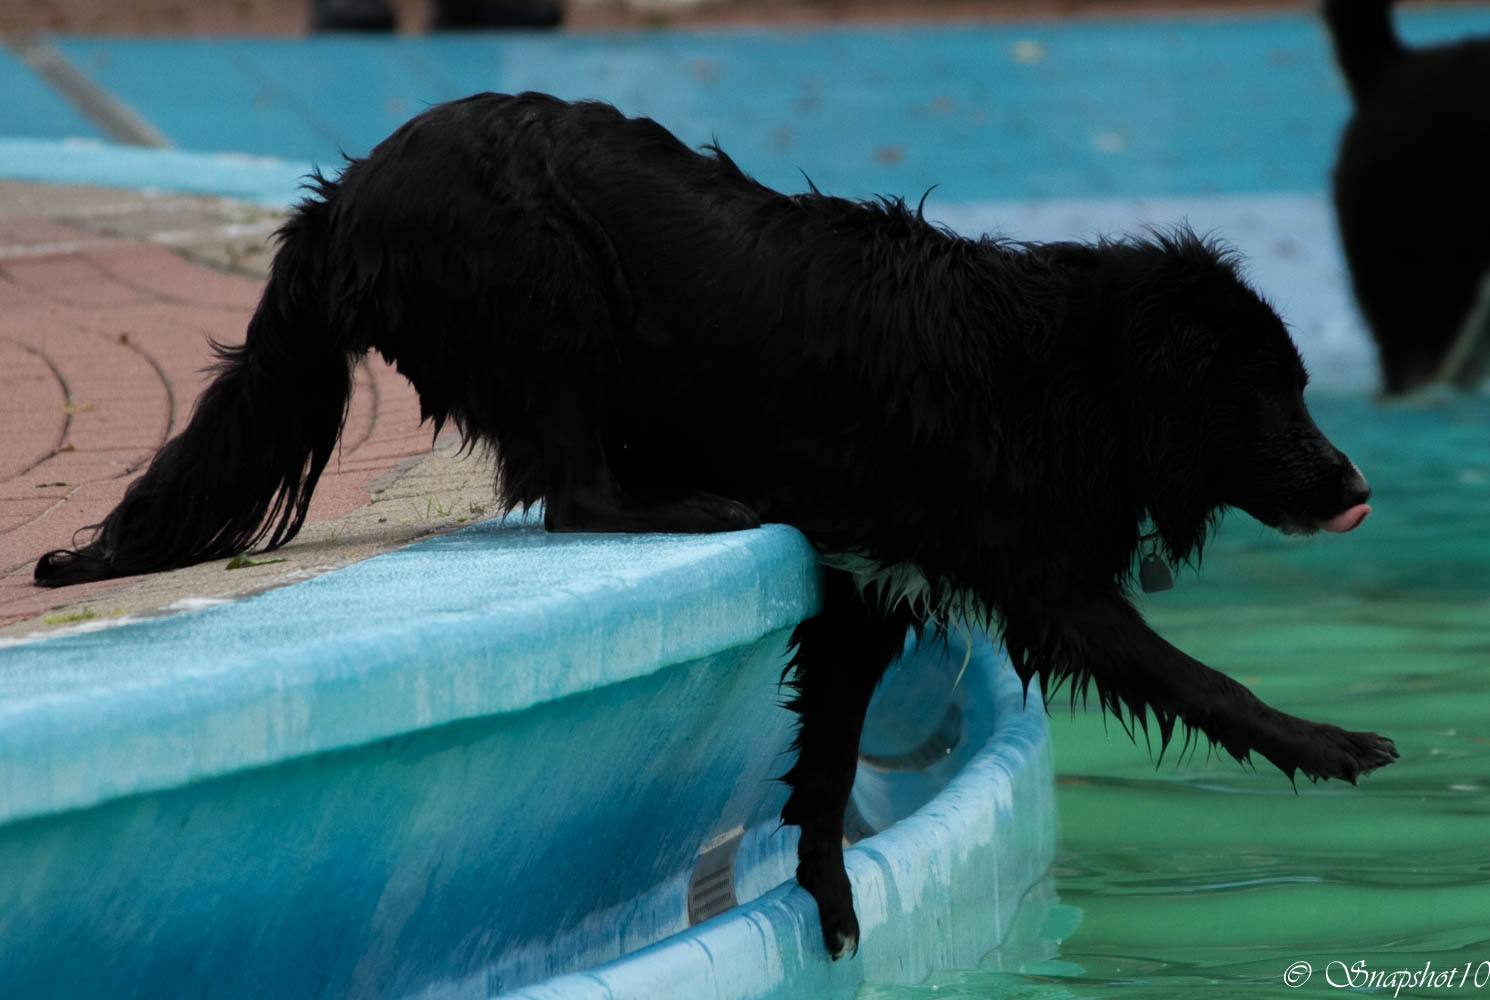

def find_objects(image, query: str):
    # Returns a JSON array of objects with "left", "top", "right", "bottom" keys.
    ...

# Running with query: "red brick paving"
[{"left": 0, "top": 219, "right": 430, "bottom": 626}]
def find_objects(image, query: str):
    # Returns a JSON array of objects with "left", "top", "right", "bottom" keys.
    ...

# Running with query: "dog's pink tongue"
[{"left": 1321, "top": 504, "right": 1371, "bottom": 534}]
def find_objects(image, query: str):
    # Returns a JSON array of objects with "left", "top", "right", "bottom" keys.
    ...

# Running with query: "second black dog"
[
  {"left": 1326, "top": 0, "right": 1490, "bottom": 394},
  {"left": 35, "top": 93, "right": 1396, "bottom": 959}
]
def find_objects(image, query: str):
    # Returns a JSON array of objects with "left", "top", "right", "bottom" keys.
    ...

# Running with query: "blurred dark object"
[
  {"left": 312, "top": 0, "right": 398, "bottom": 29},
  {"left": 435, "top": 0, "right": 563, "bottom": 26},
  {"left": 430, "top": 0, "right": 562, "bottom": 28},
  {"left": 1324, "top": 0, "right": 1490, "bottom": 396},
  {"left": 311, "top": 0, "right": 561, "bottom": 29}
]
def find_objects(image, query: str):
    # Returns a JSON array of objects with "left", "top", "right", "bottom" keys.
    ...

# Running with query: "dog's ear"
[
  {"left": 1111, "top": 229, "right": 1241, "bottom": 386},
  {"left": 1124, "top": 315, "right": 1225, "bottom": 563}
]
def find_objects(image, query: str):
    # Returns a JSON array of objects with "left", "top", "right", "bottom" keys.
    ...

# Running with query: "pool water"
[{"left": 862, "top": 392, "right": 1490, "bottom": 998}]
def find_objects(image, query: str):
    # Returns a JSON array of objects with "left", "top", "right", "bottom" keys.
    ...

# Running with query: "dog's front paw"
[
  {"left": 1290, "top": 726, "right": 1399, "bottom": 785},
  {"left": 1334, "top": 729, "right": 1399, "bottom": 783},
  {"left": 816, "top": 900, "right": 860, "bottom": 961},
  {"left": 826, "top": 923, "right": 859, "bottom": 962},
  {"left": 798, "top": 861, "right": 860, "bottom": 961}
]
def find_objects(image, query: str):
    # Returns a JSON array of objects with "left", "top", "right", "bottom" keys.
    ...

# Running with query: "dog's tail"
[
  {"left": 1322, "top": 0, "right": 1403, "bottom": 104},
  {"left": 34, "top": 185, "right": 355, "bottom": 588}
]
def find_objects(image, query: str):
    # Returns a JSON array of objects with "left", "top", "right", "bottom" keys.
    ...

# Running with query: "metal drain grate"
[{"left": 687, "top": 828, "right": 743, "bottom": 926}]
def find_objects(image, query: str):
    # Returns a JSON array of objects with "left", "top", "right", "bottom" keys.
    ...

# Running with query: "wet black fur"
[
  {"left": 34, "top": 93, "right": 1396, "bottom": 959},
  {"left": 1325, "top": 0, "right": 1490, "bottom": 394}
]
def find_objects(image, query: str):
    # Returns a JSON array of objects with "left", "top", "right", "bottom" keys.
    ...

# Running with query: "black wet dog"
[
  {"left": 1325, "top": 0, "right": 1490, "bottom": 394},
  {"left": 35, "top": 93, "right": 1396, "bottom": 959}
]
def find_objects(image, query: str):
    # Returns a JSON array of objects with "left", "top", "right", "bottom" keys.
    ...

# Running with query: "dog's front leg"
[
  {"left": 1002, "top": 591, "right": 1398, "bottom": 784},
  {"left": 780, "top": 572, "right": 916, "bottom": 959}
]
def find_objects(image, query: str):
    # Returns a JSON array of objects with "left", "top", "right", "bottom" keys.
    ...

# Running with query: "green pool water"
[{"left": 863, "top": 392, "right": 1490, "bottom": 999}]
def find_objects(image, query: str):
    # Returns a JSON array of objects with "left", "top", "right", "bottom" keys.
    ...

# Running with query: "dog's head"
[{"left": 1116, "top": 231, "right": 1371, "bottom": 556}]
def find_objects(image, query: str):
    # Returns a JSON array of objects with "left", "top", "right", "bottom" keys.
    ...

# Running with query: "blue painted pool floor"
[{"left": 1, "top": 8, "right": 1486, "bottom": 202}]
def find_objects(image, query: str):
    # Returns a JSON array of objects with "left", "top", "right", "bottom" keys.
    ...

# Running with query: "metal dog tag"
[{"left": 1139, "top": 554, "right": 1174, "bottom": 593}]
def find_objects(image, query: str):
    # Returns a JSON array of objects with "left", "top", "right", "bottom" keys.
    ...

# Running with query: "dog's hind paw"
[
  {"left": 546, "top": 489, "right": 760, "bottom": 534},
  {"left": 646, "top": 492, "right": 761, "bottom": 533},
  {"left": 685, "top": 492, "right": 761, "bottom": 532}
]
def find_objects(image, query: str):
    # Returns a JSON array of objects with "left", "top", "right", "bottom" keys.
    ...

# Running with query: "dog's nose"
[
  {"left": 1321, "top": 461, "right": 1373, "bottom": 534},
  {"left": 1342, "top": 461, "right": 1371, "bottom": 507}
]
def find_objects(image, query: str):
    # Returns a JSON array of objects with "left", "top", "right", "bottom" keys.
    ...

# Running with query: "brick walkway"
[{"left": 0, "top": 186, "right": 465, "bottom": 630}]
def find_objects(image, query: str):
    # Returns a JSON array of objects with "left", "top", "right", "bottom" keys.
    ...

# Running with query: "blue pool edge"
[{"left": 0, "top": 513, "right": 822, "bottom": 824}]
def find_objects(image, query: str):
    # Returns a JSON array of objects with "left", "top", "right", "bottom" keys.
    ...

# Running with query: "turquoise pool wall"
[
  {"left": 0, "top": 634, "right": 800, "bottom": 998},
  {"left": 0, "top": 517, "right": 817, "bottom": 995}
]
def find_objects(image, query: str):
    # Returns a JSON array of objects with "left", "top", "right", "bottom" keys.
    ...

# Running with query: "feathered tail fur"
[{"left": 34, "top": 186, "right": 355, "bottom": 587}]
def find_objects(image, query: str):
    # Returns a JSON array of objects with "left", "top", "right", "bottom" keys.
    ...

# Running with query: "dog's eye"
[{"left": 1251, "top": 393, "right": 1291, "bottom": 429}]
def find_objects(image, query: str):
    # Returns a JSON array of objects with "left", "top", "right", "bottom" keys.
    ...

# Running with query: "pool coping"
[{"left": 0, "top": 513, "right": 821, "bottom": 825}]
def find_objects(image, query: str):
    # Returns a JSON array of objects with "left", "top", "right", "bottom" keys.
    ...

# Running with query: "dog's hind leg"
[
  {"left": 542, "top": 476, "right": 761, "bottom": 534},
  {"left": 510, "top": 384, "right": 760, "bottom": 535},
  {"left": 446, "top": 265, "right": 757, "bottom": 534},
  {"left": 1003, "top": 591, "right": 1398, "bottom": 784},
  {"left": 780, "top": 571, "right": 916, "bottom": 959}
]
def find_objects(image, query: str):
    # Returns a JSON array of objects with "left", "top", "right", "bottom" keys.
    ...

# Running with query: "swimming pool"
[{"left": 5, "top": 7, "right": 1489, "bottom": 995}]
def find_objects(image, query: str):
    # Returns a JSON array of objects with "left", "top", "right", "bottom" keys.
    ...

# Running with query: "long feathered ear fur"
[{"left": 1111, "top": 228, "right": 1244, "bottom": 569}]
